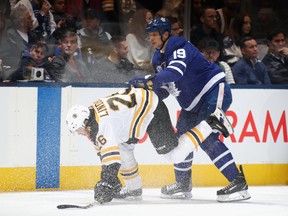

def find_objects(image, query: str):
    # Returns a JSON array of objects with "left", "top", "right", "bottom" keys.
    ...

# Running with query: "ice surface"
[{"left": 0, "top": 186, "right": 287, "bottom": 216}]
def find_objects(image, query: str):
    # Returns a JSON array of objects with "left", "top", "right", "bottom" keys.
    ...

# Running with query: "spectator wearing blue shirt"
[{"left": 232, "top": 36, "right": 271, "bottom": 85}]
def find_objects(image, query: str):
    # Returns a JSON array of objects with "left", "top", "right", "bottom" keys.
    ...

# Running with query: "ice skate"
[
  {"left": 206, "top": 107, "right": 234, "bottom": 138},
  {"left": 114, "top": 187, "right": 143, "bottom": 201},
  {"left": 161, "top": 182, "right": 192, "bottom": 199},
  {"left": 217, "top": 165, "right": 251, "bottom": 202}
]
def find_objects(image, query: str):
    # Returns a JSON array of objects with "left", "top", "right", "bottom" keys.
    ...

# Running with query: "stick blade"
[{"left": 57, "top": 202, "right": 97, "bottom": 209}]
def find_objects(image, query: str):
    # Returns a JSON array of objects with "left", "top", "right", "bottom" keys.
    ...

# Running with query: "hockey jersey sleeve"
[
  {"left": 96, "top": 122, "right": 121, "bottom": 166},
  {"left": 152, "top": 44, "right": 191, "bottom": 88}
]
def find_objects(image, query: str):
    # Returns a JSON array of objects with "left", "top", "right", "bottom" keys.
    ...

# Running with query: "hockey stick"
[{"left": 57, "top": 201, "right": 98, "bottom": 209}]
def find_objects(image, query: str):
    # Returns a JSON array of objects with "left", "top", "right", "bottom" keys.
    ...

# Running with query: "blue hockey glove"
[{"left": 129, "top": 75, "right": 154, "bottom": 90}]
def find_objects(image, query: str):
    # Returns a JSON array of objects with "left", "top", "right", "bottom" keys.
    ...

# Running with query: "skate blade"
[
  {"left": 124, "top": 196, "right": 143, "bottom": 201},
  {"left": 217, "top": 190, "right": 251, "bottom": 202},
  {"left": 161, "top": 192, "right": 192, "bottom": 200},
  {"left": 114, "top": 195, "right": 142, "bottom": 201}
]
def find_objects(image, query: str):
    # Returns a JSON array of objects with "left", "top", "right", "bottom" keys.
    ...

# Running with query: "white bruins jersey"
[{"left": 89, "top": 87, "right": 159, "bottom": 166}]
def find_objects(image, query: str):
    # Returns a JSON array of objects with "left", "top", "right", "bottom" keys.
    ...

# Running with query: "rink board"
[{"left": 0, "top": 85, "right": 287, "bottom": 191}]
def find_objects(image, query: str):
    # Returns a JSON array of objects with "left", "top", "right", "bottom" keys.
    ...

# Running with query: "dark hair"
[
  {"left": 198, "top": 37, "right": 220, "bottom": 51},
  {"left": 31, "top": 41, "right": 49, "bottom": 54},
  {"left": 84, "top": 8, "right": 103, "bottom": 20},
  {"left": 59, "top": 30, "right": 77, "bottom": 41},
  {"left": 111, "top": 35, "right": 126, "bottom": 48},
  {"left": 236, "top": 14, "right": 252, "bottom": 36},
  {"left": 266, "top": 30, "right": 287, "bottom": 41},
  {"left": 238, "top": 36, "right": 255, "bottom": 49}
]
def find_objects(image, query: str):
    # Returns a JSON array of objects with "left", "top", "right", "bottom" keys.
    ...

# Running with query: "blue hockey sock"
[
  {"left": 174, "top": 152, "right": 193, "bottom": 184},
  {"left": 200, "top": 134, "right": 239, "bottom": 182}
]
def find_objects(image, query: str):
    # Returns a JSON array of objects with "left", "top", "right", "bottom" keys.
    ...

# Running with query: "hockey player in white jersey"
[{"left": 66, "top": 87, "right": 234, "bottom": 204}]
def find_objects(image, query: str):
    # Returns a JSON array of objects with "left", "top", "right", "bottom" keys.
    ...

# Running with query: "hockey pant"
[{"left": 147, "top": 99, "right": 214, "bottom": 164}]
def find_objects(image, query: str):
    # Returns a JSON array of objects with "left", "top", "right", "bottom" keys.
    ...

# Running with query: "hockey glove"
[
  {"left": 94, "top": 163, "right": 122, "bottom": 204},
  {"left": 129, "top": 75, "right": 154, "bottom": 90},
  {"left": 94, "top": 180, "right": 121, "bottom": 204}
]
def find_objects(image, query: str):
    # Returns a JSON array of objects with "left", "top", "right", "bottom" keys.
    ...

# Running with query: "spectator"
[
  {"left": 126, "top": 8, "right": 154, "bottom": 73},
  {"left": 91, "top": 35, "right": 147, "bottom": 83},
  {"left": 18, "top": 41, "right": 51, "bottom": 80},
  {"left": 78, "top": 8, "right": 112, "bottom": 62},
  {"left": 262, "top": 30, "right": 288, "bottom": 84},
  {"left": 16, "top": 0, "right": 57, "bottom": 41},
  {"left": 46, "top": 30, "right": 92, "bottom": 82},
  {"left": 236, "top": 14, "right": 252, "bottom": 39},
  {"left": 253, "top": 5, "right": 282, "bottom": 40},
  {"left": 64, "top": 0, "right": 101, "bottom": 28},
  {"left": 216, "top": 0, "right": 243, "bottom": 65},
  {"left": 232, "top": 36, "right": 271, "bottom": 85},
  {"left": 0, "top": 4, "right": 38, "bottom": 81},
  {"left": 78, "top": 8, "right": 111, "bottom": 41},
  {"left": 169, "top": 16, "right": 183, "bottom": 37},
  {"left": 48, "top": 0, "right": 67, "bottom": 25},
  {"left": 199, "top": 38, "right": 235, "bottom": 84},
  {"left": 190, "top": 0, "right": 202, "bottom": 31},
  {"left": 190, "top": 6, "right": 223, "bottom": 51}
]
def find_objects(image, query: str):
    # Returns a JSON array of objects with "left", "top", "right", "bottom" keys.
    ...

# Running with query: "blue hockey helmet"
[{"left": 146, "top": 17, "right": 172, "bottom": 36}]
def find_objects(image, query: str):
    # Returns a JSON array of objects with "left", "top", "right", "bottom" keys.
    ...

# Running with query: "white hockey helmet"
[{"left": 66, "top": 105, "right": 90, "bottom": 133}]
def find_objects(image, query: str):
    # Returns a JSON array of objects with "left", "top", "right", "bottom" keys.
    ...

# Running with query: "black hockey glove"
[
  {"left": 94, "top": 163, "right": 122, "bottom": 204},
  {"left": 94, "top": 180, "right": 121, "bottom": 204}
]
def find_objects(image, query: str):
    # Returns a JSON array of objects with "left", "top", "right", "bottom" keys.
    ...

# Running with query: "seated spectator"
[
  {"left": 0, "top": 4, "right": 38, "bottom": 81},
  {"left": 216, "top": 0, "right": 245, "bottom": 65},
  {"left": 262, "top": 30, "right": 288, "bottom": 84},
  {"left": 77, "top": 8, "right": 112, "bottom": 62},
  {"left": 48, "top": 0, "right": 66, "bottom": 25},
  {"left": 46, "top": 30, "right": 92, "bottom": 82},
  {"left": 18, "top": 41, "right": 51, "bottom": 80},
  {"left": 232, "top": 36, "right": 271, "bottom": 85},
  {"left": 168, "top": 16, "right": 183, "bottom": 37},
  {"left": 190, "top": 6, "right": 223, "bottom": 50},
  {"left": 91, "top": 35, "right": 147, "bottom": 83},
  {"left": 198, "top": 38, "right": 235, "bottom": 84},
  {"left": 16, "top": 0, "right": 56, "bottom": 41},
  {"left": 64, "top": 0, "right": 101, "bottom": 29},
  {"left": 78, "top": 8, "right": 111, "bottom": 41},
  {"left": 126, "top": 8, "right": 154, "bottom": 73}
]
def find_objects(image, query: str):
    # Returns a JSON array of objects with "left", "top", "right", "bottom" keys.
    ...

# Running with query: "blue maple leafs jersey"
[{"left": 152, "top": 36, "right": 226, "bottom": 111}]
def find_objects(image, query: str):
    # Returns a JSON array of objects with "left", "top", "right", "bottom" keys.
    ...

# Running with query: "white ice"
[{"left": 1, "top": 186, "right": 288, "bottom": 216}]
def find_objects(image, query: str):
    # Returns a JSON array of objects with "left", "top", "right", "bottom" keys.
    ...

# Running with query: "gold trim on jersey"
[
  {"left": 129, "top": 89, "right": 154, "bottom": 138},
  {"left": 100, "top": 146, "right": 121, "bottom": 165}
]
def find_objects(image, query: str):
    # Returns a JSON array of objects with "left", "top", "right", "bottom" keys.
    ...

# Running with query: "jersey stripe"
[
  {"left": 100, "top": 146, "right": 119, "bottom": 155},
  {"left": 101, "top": 155, "right": 121, "bottom": 164},
  {"left": 185, "top": 73, "right": 226, "bottom": 111},
  {"left": 129, "top": 89, "right": 153, "bottom": 138},
  {"left": 167, "top": 65, "right": 184, "bottom": 76}
]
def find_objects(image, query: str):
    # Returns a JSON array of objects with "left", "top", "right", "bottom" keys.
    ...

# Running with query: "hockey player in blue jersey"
[{"left": 129, "top": 17, "right": 251, "bottom": 202}]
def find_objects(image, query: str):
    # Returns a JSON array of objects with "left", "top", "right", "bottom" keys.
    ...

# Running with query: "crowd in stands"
[{"left": 0, "top": 0, "right": 287, "bottom": 85}]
